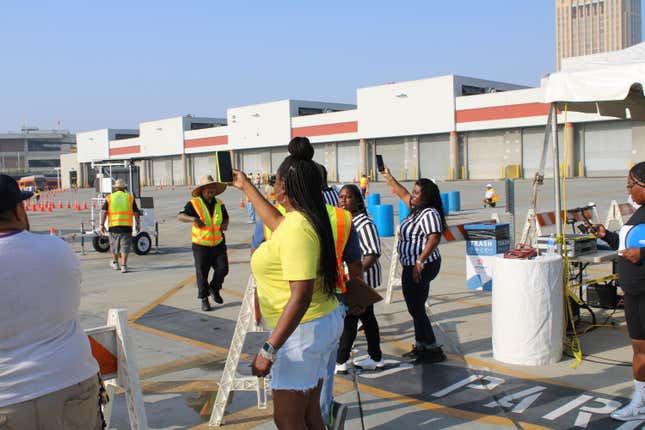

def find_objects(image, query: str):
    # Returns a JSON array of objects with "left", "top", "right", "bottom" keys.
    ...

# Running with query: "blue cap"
[{"left": 0, "top": 174, "right": 34, "bottom": 211}]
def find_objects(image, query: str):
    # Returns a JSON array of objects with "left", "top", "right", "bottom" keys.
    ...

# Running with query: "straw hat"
[
  {"left": 192, "top": 175, "right": 227, "bottom": 197},
  {"left": 114, "top": 179, "right": 127, "bottom": 189}
]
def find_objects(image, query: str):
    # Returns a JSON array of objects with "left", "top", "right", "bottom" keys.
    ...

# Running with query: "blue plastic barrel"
[
  {"left": 440, "top": 193, "right": 450, "bottom": 215},
  {"left": 374, "top": 204, "right": 394, "bottom": 237},
  {"left": 367, "top": 193, "right": 381, "bottom": 215},
  {"left": 398, "top": 199, "right": 410, "bottom": 222},
  {"left": 448, "top": 191, "right": 461, "bottom": 213}
]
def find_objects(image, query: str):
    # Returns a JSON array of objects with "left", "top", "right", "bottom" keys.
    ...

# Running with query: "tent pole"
[{"left": 551, "top": 103, "right": 563, "bottom": 238}]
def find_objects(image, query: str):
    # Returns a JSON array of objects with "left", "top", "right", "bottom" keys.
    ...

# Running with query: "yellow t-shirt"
[{"left": 250, "top": 211, "right": 338, "bottom": 328}]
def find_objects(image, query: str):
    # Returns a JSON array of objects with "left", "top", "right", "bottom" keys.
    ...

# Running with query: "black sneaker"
[
  {"left": 402, "top": 344, "right": 420, "bottom": 358},
  {"left": 212, "top": 290, "right": 224, "bottom": 304},
  {"left": 201, "top": 298, "right": 212, "bottom": 311},
  {"left": 328, "top": 400, "right": 348, "bottom": 430},
  {"left": 414, "top": 346, "right": 447, "bottom": 364}
]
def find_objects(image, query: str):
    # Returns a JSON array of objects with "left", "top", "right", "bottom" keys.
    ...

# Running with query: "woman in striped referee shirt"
[
  {"left": 383, "top": 168, "right": 447, "bottom": 364},
  {"left": 335, "top": 184, "right": 384, "bottom": 372}
]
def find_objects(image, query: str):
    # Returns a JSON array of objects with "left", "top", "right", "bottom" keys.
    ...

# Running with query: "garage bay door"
[
  {"left": 271, "top": 147, "right": 289, "bottom": 173},
  {"left": 467, "top": 130, "right": 505, "bottom": 180},
  {"left": 419, "top": 134, "right": 450, "bottom": 180},
  {"left": 152, "top": 158, "right": 171, "bottom": 185},
  {"left": 584, "top": 122, "right": 631, "bottom": 177},
  {"left": 337, "top": 142, "right": 360, "bottom": 182},
  {"left": 192, "top": 153, "right": 217, "bottom": 183},
  {"left": 522, "top": 126, "right": 567, "bottom": 179},
  {"left": 242, "top": 150, "right": 264, "bottom": 176},
  {"left": 172, "top": 156, "right": 183, "bottom": 185},
  {"left": 376, "top": 137, "right": 405, "bottom": 181}
]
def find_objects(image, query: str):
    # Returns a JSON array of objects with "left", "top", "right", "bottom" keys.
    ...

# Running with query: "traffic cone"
[
  {"left": 58, "top": 201, "right": 63, "bottom": 209},
  {"left": 171, "top": 185, "right": 175, "bottom": 191},
  {"left": 50, "top": 227, "right": 57, "bottom": 235},
  {"left": 40, "top": 205, "right": 45, "bottom": 212},
  {"left": 66, "top": 200, "right": 71, "bottom": 209},
  {"left": 239, "top": 199, "right": 245, "bottom": 208},
  {"left": 31, "top": 203, "right": 36, "bottom": 211},
  {"left": 81, "top": 202, "right": 88, "bottom": 210},
  {"left": 47, "top": 205, "right": 53, "bottom": 212}
]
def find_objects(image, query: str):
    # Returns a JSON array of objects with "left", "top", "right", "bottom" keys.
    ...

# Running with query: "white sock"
[{"left": 627, "top": 380, "right": 645, "bottom": 406}]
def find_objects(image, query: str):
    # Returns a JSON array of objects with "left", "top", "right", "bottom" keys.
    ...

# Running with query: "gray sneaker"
[
  {"left": 121, "top": 265, "right": 128, "bottom": 273},
  {"left": 110, "top": 260, "right": 119, "bottom": 270},
  {"left": 611, "top": 400, "right": 645, "bottom": 421}
]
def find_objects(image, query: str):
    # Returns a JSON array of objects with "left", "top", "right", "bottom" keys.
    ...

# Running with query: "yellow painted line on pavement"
[{"left": 129, "top": 275, "right": 196, "bottom": 322}]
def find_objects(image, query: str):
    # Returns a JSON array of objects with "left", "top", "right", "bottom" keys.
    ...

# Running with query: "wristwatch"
[{"left": 259, "top": 341, "right": 278, "bottom": 362}]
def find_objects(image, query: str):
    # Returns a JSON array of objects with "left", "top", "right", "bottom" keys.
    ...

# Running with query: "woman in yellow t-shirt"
[{"left": 232, "top": 137, "right": 343, "bottom": 429}]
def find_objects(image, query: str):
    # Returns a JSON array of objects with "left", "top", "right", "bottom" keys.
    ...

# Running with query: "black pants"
[
  {"left": 401, "top": 258, "right": 441, "bottom": 346},
  {"left": 337, "top": 305, "right": 382, "bottom": 364},
  {"left": 192, "top": 243, "right": 228, "bottom": 299}
]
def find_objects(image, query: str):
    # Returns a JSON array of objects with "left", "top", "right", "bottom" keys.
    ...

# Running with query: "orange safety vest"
[
  {"left": 106, "top": 191, "right": 134, "bottom": 228},
  {"left": 359, "top": 177, "right": 368, "bottom": 189},
  {"left": 190, "top": 197, "right": 224, "bottom": 247},
  {"left": 263, "top": 203, "right": 351, "bottom": 293}
]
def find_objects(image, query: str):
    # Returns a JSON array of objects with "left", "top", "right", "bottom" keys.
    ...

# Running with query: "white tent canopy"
[{"left": 543, "top": 42, "right": 645, "bottom": 120}]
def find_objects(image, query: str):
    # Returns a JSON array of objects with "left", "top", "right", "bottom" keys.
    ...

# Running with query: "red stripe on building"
[
  {"left": 109, "top": 145, "right": 140, "bottom": 156},
  {"left": 184, "top": 135, "right": 228, "bottom": 148},
  {"left": 456, "top": 103, "right": 550, "bottom": 123},
  {"left": 291, "top": 121, "right": 358, "bottom": 138}
]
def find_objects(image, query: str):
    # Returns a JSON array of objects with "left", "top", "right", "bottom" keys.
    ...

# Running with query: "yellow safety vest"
[
  {"left": 106, "top": 191, "right": 134, "bottom": 228},
  {"left": 359, "top": 177, "right": 368, "bottom": 188},
  {"left": 264, "top": 203, "right": 351, "bottom": 293},
  {"left": 190, "top": 197, "right": 224, "bottom": 247},
  {"left": 490, "top": 189, "right": 499, "bottom": 203}
]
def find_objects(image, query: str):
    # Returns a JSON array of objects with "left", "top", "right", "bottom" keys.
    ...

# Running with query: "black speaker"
[{"left": 586, "top": 283, "right": 618, "bottom": 309}]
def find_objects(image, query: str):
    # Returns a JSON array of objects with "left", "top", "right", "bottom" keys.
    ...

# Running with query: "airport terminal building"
[{"left": 74, "top": 73, "right": 642, "bottom": 187}]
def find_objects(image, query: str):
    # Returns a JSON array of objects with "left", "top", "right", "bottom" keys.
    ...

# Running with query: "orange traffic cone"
[
  {"left": 81, "top": 202, "right": 88, "bottom": 210},
  {"left": 239, "top": 199, "right": 245, "bottom": 208},
  {"left": 47, "top": 205, "right": 53, "bottom": 212},
  {"left": 39, "top": 205, "right": 45, "bottom": 212},
  {"left": 50, "top": 227, "right": 57, "bottom": 235},
  {"left": 58, "top": 201, "right": 63, "bottom": 209},
  {"left": 31, "top": 203, "right": 36, "bottom": 211}
]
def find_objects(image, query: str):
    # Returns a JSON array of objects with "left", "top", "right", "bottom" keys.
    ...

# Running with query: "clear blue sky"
[{"left": 0, "top": 1, "right": 637, "bottom": 133}]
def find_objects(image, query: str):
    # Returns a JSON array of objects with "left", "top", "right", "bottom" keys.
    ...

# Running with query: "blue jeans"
[
  {"left": 246, "top": 202, "right": 256, "bottom": 222},
  {"left": 320, "top": 305, "right": 346, "bottom": 424}
]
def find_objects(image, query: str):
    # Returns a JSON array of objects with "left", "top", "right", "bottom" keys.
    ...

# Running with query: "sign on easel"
[
  {"left": 605, "top": 200, "right": 635, "bottom": 231},
  {"left": 209, "top": 275, "right": 269, "bottom": 427},
  {"left": 85, "top": 308, "right": 148, "bottom": 430}
]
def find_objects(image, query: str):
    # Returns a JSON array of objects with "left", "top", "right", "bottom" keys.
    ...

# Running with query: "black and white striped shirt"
[
  {"left": 398, "top": 207, "right": 443, "bottom": 266},
  {"left": 322, "top": 187, "right": 339, "bottom": 207},
  {"left": 353, "top": 212, "right": 382, "bottom": 288}
]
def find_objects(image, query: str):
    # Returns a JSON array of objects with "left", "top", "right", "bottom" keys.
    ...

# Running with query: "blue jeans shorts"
[{"left": 270, "top": 305, "right": 344, "bottom": 391}]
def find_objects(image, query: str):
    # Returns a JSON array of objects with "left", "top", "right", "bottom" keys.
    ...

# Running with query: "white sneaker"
[
  {"left": 110, "top": 261, "right": 119, "bottom": 270},
  {"left": 121, "top": 265, "right": 128, "bottom": 273},
  {"left": 353, "top": 356, "right": 385, "bottom": 371},
  {"left": 611, "top": 400, "right": 645, "bottom": 421},
  {"left": 335, "top": 361, "right": 349, "bottom": 374}
]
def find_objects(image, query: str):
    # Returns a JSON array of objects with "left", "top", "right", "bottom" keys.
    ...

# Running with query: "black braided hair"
[
  {"left": 630, "top": 161, "right": 645, "bottom": 185},
  {"left": 340, "top": 184, "right": 366, "bottom": 216},
  {"left": 412, "top": 178, "right": 447, "bottom": 231},
  {"left": 277, "top": 137, "right": 338, "bottom": 295}
]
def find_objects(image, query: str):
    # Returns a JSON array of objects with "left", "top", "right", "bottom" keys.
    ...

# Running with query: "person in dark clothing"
[
  {"left": 594, "top": 161, "right": 645, "bottom": 422},
  {"left": 178, "top": 175, "right": 229, "bottom": 311}
]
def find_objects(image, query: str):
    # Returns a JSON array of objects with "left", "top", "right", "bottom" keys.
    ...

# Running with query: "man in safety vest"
[
  {"left": 483, "top": 183, "right": 499, "bottom": 208},
  {"left": 178, "top": 175, "right": 229, "bottom": 311},
  {"left": 359, "top": 174, "right": 369, "bottom": 198},
  {"left": 100, "top": 179, "right": 140, "bottom": 273}
]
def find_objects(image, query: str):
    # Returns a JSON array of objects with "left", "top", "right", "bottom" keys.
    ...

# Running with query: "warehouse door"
[
  {"left": 192, "top": 154, "right": 215, "bottom": 183},
  {"left": 466, "top": 130, "right": 505, "bottom": 180},
  {"left": 419, "top": 134, "right": 450, "bottom": 180},
  {"left": 585, "top": 121, "right": 631, "bottom": 177},
  {"left": 271, "top": 147, "right": 289, "bottom": 173},
  {"left": 152, "top": 158, "right": 171, "bottom": 186},
  {"left": 522, "top": 126, "right": 565, "bottom": 179},
  {"left": 172, "top": 156, "right": 183, "bottom": 185},
  {"left": 337, "top": 141, "right": 360, "bottom": 182},
  {"left": 376, "top": 137, "right": 405, "bottom": 181},
  {"left": 242, "top": 150, "right": 264, "bottom": 176}
]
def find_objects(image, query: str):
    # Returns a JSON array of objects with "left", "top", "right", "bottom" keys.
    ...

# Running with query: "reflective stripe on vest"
[
  {"left": 262, "top": 203, "right": 352, "bottom": 293},
  {"left": 107, "top": 191, "right": 134, "bottom": 227},
  {"left": 327, "top": 204, "right": 352, "bottom": 294},
  {"left": 191, "top": 197, "right": 224, "bottom": 247}
]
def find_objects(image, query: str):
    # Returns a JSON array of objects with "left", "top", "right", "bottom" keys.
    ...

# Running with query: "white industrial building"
[{"left": 72, "top": 73, "right": 641, "bottom": 187}]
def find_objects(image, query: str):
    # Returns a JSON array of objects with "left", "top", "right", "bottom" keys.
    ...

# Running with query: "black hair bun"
[{"left": 288, "top": 137, "right": 314, "bottom": 161}]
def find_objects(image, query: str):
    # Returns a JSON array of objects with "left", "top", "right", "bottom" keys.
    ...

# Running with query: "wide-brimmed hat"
[
  {"left": 114, "top": 179, "right": 127, "bottom": 189},
  {"left": 192, "top": 175, "right": 227, "bottom": 197},
  {"left": 0, "top": 174, "right": 33, "bottom": 211},
  {"left": 486, "top": 183, "right": 493, "bottom": 188}
]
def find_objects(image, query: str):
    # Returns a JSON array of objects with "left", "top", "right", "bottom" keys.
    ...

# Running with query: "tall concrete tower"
[{"left": 556, "top": 0, "right": 642, "bottom": 70}]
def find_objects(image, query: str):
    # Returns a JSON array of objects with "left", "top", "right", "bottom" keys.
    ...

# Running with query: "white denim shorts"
[{"left": 270, "top": 305, "right": 344, "bottom": 391}]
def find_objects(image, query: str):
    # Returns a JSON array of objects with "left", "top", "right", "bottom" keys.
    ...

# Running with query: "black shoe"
[
  {"left": 414, "top": 346, "right": 447, "bottom": 364},
  {"left": 212, "top": 290, "right": 224, "bottom": 304},
  {"left": 201, "top": 298, "right": 212, "bottom": 311},
  {"left": 402, "top": 345, "right": 420, "bottom": 358}
]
